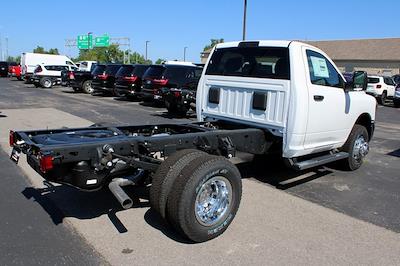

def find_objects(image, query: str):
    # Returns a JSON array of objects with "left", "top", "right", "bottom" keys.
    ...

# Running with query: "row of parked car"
[
  {"left": 2, "top": 58, "right": 400, "bottom": 110},
  {"left": 61, "top": 61, "right": 204, "bottom": 115}
]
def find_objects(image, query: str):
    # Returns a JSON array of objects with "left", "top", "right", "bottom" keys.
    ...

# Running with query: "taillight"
[
  {"left": 39, "top": 154, "right": 54, "bottom": 173},
  {"left": 69, "top": 71, "right": 75, "bottom": 79},
  {"left": 123, "top": 76, "right": 138, "bottom": 83},
  {"left": 9, "top": 131, "right": 15, "bottom": 147},
  {"left": 376, "top": 84, "right": 382, "bottom": 88},
  {"left": 173, "top": 91, "right": 181, "bottom": 97},
  {"left": 97, "top": 73, "right": 108, "bottom": 80},
  {"left": 153, "top": 79, "right": 168, "bottom": 85}
]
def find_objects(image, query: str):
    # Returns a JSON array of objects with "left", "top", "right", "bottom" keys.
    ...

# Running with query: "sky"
[{"left": 0, "top": 0, "right": 399, "bottom": 63}]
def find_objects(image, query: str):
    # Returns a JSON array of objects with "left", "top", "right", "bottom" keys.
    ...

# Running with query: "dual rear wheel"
[{"left": 150, "top": 149, "right": 242, "bottom": 242}]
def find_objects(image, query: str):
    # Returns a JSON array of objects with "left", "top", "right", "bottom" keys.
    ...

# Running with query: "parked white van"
[{"left": 21, "top": 53, "right": 76, "bottom": 82}]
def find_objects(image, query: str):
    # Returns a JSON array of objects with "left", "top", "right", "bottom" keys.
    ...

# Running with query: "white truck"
[
  {"left": 21, "top": 52, "right": 76, "bottom": 82},
  {"left": 10, "top": 40, "right": 376, "bottom": 243}
]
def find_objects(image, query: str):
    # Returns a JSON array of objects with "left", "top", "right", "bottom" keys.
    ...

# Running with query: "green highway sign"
[
  {"left": 94, "top": 36, "right": 110, "bottom": 47},
  {"left": 77, "top": 34, "right": 92, "bottom": 49}
]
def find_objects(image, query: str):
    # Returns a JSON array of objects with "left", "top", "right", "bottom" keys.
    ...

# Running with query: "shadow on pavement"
[
  {"left": 387, "top": 148, "right": 400, "bottom": 158},
  {"left": 238, "top": 154, "right": 332, "bottom": 189},
  {"left": 21, "top": 183, "right": 150, "bottom": 232},
  {"left": 20, "top": 154, "right": 333, "bottom": 243},
  {"left": 151, "top": 112, "right": 196, "bottom": 120},
  {"left": 144, "top": 209, "right": 194, "bottom": 244}
]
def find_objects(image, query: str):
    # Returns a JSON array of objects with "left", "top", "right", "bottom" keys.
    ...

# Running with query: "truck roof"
[{"left": 215, "top": 40, "right": 316, "bottom": 49}]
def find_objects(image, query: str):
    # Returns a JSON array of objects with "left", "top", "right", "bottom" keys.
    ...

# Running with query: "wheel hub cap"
[
  {"left": 353, "top": 135, "right": 369, "bottom": 161},
  {"left": 195, "top": 176, "right": 232, "bottom": 227}
]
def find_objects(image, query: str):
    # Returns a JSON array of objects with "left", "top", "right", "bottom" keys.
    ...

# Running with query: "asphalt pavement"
[{"left": 0, "top": 78, "right": 399, "bottom": 265}]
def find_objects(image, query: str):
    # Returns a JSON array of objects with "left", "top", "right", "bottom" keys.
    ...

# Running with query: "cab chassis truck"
[{"left": 9, "top": 41, "right": 376, "bottom": 242}]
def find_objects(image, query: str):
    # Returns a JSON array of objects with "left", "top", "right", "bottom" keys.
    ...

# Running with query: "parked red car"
[{"left": 8, "top": 62, "right": 22, "bottom": 80}]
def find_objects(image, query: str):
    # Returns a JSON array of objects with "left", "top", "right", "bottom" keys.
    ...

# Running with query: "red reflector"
[
  {"left": 39, "top": 154, "right": 54, "bottom": 173},
  {"left": 123, "top": 76, "right": 137, "bottom": 82},
  {"left": 376, "top": 84, "right": 382, "bottom": 88},
  {"left": 173, "top": 91, "right": 181, "bottom": 97},
  {"left": 153, "top": 79, "right": 168, "bottom": 85},
  {"left": 97, "top": 74, "right": 108, "bottom": 80},
  {"left": 9, "top": 131, "right": 15, "bottom": 147}
]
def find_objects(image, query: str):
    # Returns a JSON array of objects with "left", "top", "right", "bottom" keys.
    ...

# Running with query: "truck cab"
[{"left": 197, "top": 40, "right": 376, "bottom": 159}]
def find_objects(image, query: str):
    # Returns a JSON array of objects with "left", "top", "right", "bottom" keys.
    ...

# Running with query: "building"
[
  {"left": 200, "top": 38, "right": 400, "bottom": 75},
  {"left": 306, "top": 38, "right": 400, "bottom": 76}
]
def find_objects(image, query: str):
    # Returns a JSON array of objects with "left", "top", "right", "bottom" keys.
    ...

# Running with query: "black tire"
[
  {"left": 40, "top": 77, "right": 52, "bottom": 88},
  {"left": 82, "top": 80, "right": 93, "bottom": 94},
  {"left": 166, "top": 101, "right": 187, "bottom": 116},
  {"left": 150, "top": 149, "right": 207, "bottom": 220},
  {"left": 394, "top": 99, "right": 400, "bottom": 108},
  {"left": 377, "top": 91, "right": 387, "bottom": 105},
  {"left": 339, "top": 124, "right": 369, "bottom": 171},
  {"left": 167, "top": 155, "right": 242, "bottom": 242}
]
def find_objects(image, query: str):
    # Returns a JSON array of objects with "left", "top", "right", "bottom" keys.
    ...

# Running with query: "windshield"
[
  {"left": 143, "top": 65, "right": 166, "bottom": 79},
  {"left": 132, "top": 65, "right": 150, "bottom": 77},
  {"left": 206, "top": 46, "right": 290, "bottom": 80},
  {"left": 105, "top": 65, "right": 122, "bottom": 75},
  {"left": 116, "top": 65, "right": 135, "bottom": 77},
  {"left": 92, "top": 65, "right": 106, "bottom": 75},
  {"left": 367, "top": 77, "right": 380, "bottom": 84}
]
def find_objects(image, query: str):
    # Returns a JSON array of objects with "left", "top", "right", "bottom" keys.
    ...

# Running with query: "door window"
[
  {"left": 306, "top": 50, "right": 344, "bottom": 88},
  {"left": 384, "top": 77, "right": 395, "bottom": 86}
]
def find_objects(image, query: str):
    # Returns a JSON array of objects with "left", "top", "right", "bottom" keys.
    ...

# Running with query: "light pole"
[
  {"left": 145, "top": 41, "right": 150, "bottom": 61},
  {"left": 242, "top": 0, "right": 247, "bottom": 41},
  {"left": 183, "top": 46, "right": 188, "bottom": 62}
]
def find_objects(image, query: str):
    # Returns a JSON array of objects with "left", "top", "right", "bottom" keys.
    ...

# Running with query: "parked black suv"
[
  {"left": 0, "top": 61, "right": 9, "bottom": 77},
  {"left": 91, "top": 64, "right": 122, "bottom": 95},
  {"left": 140, "top": 64, "right": 203, "bottom": 105},
  {"left": 164, "top": 67, "right": 203, "bottom": 115},
  {"left": 114, "top": 64, "right": 150, "bottom": 98}
]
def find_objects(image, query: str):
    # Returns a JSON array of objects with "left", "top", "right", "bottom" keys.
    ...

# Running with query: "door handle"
[{"left": 313, "top": 95, "right": 324, "bottom": 101}]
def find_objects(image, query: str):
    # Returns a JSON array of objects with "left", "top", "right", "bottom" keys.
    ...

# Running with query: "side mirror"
[{"left": 352, "top": 71, "right": 368, "bottom": 91}]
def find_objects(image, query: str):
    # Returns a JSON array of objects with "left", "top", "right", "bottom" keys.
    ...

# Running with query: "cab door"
[{"left": 303, "top": 48, "right": 350, "bottom": 151}]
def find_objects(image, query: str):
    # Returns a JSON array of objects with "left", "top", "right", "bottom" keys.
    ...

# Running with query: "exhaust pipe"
[{"left": 108, "top": 169, "right": 144, "bottom": 209}]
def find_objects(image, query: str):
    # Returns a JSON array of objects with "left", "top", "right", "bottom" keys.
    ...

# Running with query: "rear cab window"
[{"left": 205, "top": 46, "right": 290, "bottom": 80}]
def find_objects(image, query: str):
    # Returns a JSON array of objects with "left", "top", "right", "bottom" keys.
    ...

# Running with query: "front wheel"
[
  {"left": 340, "top": 125, "right": 369, "bottom": 171},
  {"left": 167, "top": 155, "right": 242, "bottom": 242}
]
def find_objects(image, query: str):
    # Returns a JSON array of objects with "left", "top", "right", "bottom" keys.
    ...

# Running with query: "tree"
[
  {"left": 33, "top": 46, "right": 46, "bottom": 54},
  {"left": 155, "top": 58, "right": 165, "bottom": 64},
  {"left": 33, "top": 46, "right": 59, "bottom": 55},
  {"left": 77, "top": 44, "right": 124, "bottom": 63},
  {"left": 6, "top": 55, "right": 21, "bottom": 63},
  {"left": 48, "top": 48, "right": 59, "bottom": 55},
  {"left": 203, "top": 39, "right": 224, "bottom": 51},
  {"left": 128, "top": 52, "right": 152, "bottom": 65},
  {"left": 75, "top": 45, "right": 152, "bottom": 64}
]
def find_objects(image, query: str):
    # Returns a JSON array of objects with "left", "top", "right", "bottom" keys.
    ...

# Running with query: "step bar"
[{"left": 291, "top": 152, "right": 349, "bottom": 171}]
